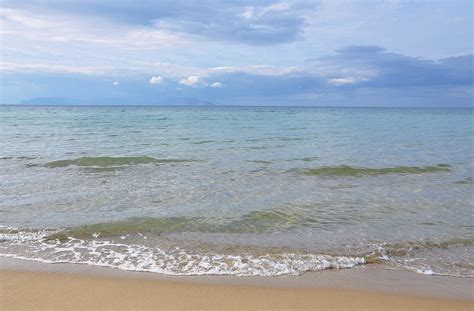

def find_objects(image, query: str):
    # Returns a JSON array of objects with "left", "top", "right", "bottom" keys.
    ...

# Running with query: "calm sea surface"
[{"left": 1, "top": 106, "right": 473, "bottom": 276}]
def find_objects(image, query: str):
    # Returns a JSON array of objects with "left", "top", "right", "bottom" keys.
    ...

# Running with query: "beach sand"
[{"left": 1, "top": 259, "right": 473, "bottom": 310}]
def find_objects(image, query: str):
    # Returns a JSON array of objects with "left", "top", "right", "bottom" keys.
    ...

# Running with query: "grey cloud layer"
[
  {"left": 313, "top": 46, "right": 473, "bottom": 88},
  {"left": 206, "top": 46, "right": 473, "bottom": 92},
  {"left": 2, "top": 0, "right": 314, "bottom": 44}
]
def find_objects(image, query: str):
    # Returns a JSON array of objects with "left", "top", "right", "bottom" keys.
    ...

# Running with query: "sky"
[{"left": 0, "top": 0, "right": 473, "bottom": 107}]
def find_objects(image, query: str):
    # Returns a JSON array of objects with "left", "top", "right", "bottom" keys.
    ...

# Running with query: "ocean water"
[{"left": 0, "top": 105, "right": 473, "bottom": 276}]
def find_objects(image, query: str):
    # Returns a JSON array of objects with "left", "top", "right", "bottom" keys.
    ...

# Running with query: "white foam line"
[{"left": 0, "top": 235, "right": 366, "bottom": 277}]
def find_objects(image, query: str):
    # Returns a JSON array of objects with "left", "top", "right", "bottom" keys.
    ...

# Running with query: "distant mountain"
[
  {"left": 18, "top": 97, "right": 215, "bottom": 106},
  {"left": 170, "top": 97, "right": 215, "bottom": 106},
  {"left": 19, "top": 97, "right": 82, "bottom": 105}
]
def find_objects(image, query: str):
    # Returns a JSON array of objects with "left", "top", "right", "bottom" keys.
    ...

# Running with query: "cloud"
[
  {"left": 208, "top": 65, "right": 304, "bottom": 76},
  {"left": 179, "top": 75, "right": 203, "bottom": 87},
  {"left": 314, "top": 45, "right": 474, "bottom": 88},
  {"left": 113, "top": 81, "right": 119, "bottom": 86},
  {"left": 328, "top": 77, "right": 368, "bottom": 86},
  {"left": 179, "top": 77, "right": 223, "bottom": 88},
  {"left": 0, "top": 6, "right": 193, "bottom": 75},
  {"left": 3, "top": 43, "right": 472, "bottom": 94},
  {"left": 336, "top": 45, "right": 386, "bottom": 55},
  {"left": 198, "top": 1, "right": 309, "bottom": 45},
  {"left": 2, "top": 1, "right": 314, "bottom": 45},
  {"left": 1, "top": 42, "right": 472, "bottom": 107},
  {"left": 0, "top": 61, "right": 114, "bottom": 75},
  {"left": 210, "top": 82, "right": 224, "bottom": 88},
  {"left": 0, "top": 7, "right": 189, "bottom": 47},
  {"left": 149, "top": 75, "right": 164, "bottom": 84}
]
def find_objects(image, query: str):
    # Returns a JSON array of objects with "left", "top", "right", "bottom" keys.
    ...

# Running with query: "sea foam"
[{"left": 0, "top": 228, "right": 365, "bottom": 276}]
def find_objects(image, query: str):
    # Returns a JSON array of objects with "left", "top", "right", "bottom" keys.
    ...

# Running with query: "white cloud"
[
  {"left": 240, "top": 2, "right": 291, "bottom": 20},
  {"left": 210, "top": 82, "right": 224, "bottom": 88},
  {"left": 179, "top": 75, "right": 202, "bottom": 87},
  {"left": 328, "top": 77, "right": 356, "bottom": 85},
  {"left": 0, "top": 8, "right": 193, "bottom": 77},
  {"left": 241, "top": 7, "right": 254, "bottom": 19},
  {"left": 0, "top": 61, "right": 113, "bottom": 75},
  {"left": 149, "top": 76, "right": 164, "bottom": 84},
  {"left": 179, "top": 76, "right": 224, "bottom": 88},
  {"left": 0, "top": 8, "right": 57, "bottom": 29},
  {"left": 208, "top": 65, "right": 303, "bottom": 76},
  {"left": 328, "top": 77, "right": 368, "bottom": 86},
  {"left": 113, "top": 81, "right": 119, "bottom": 86},
  {"left": 129, "top": 62, "right": 306, "bottom": 79},
  {"left": 0, "top": 8, "right": 191, "bottom": 48}
]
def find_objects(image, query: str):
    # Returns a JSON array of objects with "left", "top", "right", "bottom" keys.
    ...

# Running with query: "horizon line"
[{"left": 1, "top": 104, "right": 473, "bottom": 109}]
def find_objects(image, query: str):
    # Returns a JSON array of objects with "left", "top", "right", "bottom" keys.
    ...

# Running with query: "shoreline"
[{"left": 1, "top": 258, "right": 473, "bottom": 310}]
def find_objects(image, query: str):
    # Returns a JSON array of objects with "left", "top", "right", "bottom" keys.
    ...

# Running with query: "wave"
[
  {"left": 246, "top": 157, "right": 320, "bottom": 164},
  {"left": 45, "top": 217, "right": 205, "bottom": 240},
  {"left": 2, "top": 226, "right": 473, "bottom": 277},
  {"left": 44, "top": 213, "right": 303, "bottom": 240},
  {"left": 299, "top": 164, "right": 451, "bottom": 177},
  {"left": 365, "top": 238, "right": 474, "bottom": 262},
  {"left": 455, "top": 177, "right": 474, "bottom": 185},
  {"left": 365, "top": 239, "right": 474, "bottom": 277},
  {"left": 2, "top": 227, "right": 473, "bottom": 277},
  {"left": 44, "top": 204, "right": 357, "bottom": 239},
  {"left": 220, "top": 208, "right": 321, "bottom": 234},
  {"left": 0, "top": 228, "right": 364, "bottom": 276},
  {"left": 42, "top": 156, "right": 196, "bottom": 168}
]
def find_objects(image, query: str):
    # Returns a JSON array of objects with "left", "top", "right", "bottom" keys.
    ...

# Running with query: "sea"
[{"left": 0, "top": 105, "right": 473, "bottom": 277}]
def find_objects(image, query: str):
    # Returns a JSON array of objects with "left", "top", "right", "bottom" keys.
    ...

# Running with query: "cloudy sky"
[{"left": 1, "top": 0, "right": 473, "bottom": 106}]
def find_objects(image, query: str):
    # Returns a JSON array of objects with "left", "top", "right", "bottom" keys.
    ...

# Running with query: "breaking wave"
[{"left": 0, "top": 228, "right": 364, "bottom": 276}]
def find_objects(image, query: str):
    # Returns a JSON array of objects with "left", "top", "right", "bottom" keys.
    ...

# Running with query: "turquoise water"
[{"left": 0, "top": 106, "right": 473, "bottom": 276}]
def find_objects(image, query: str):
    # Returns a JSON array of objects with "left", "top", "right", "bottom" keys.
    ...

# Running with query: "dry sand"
[{"left": 1, "top": 269, "right": 473, "bottom": 311}]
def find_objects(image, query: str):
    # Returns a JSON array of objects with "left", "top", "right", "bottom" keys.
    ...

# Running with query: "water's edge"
[{"left": 1, "top": 257, "right": 473, "bottom": 301}]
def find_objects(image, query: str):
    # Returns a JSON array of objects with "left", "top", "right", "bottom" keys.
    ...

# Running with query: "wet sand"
[{"left": 1, "top": 258, "right": 473, "bottom": 310}]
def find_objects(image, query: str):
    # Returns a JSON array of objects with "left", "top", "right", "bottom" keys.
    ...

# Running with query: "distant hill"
[
  {"left": 19, "top": 97, "right": 82, "bottom": 105},
  {"left": 18, "top": 97, "right": 215, "bottom": 106},
  {"left": 170, "top": 98, "right": 215, "bottom": 106}
]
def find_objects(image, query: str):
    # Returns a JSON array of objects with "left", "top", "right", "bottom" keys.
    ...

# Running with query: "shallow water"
[{"left": 0, "top": 106, "right": 473, "bottom": 276}]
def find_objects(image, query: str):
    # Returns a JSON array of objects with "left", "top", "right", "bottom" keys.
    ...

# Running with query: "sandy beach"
[
  {"left": 1, "top": 258, "right": 473, "bottom": 310},
  {"left": 2, "top": 270, "right": 472, "bottom": 311}
]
